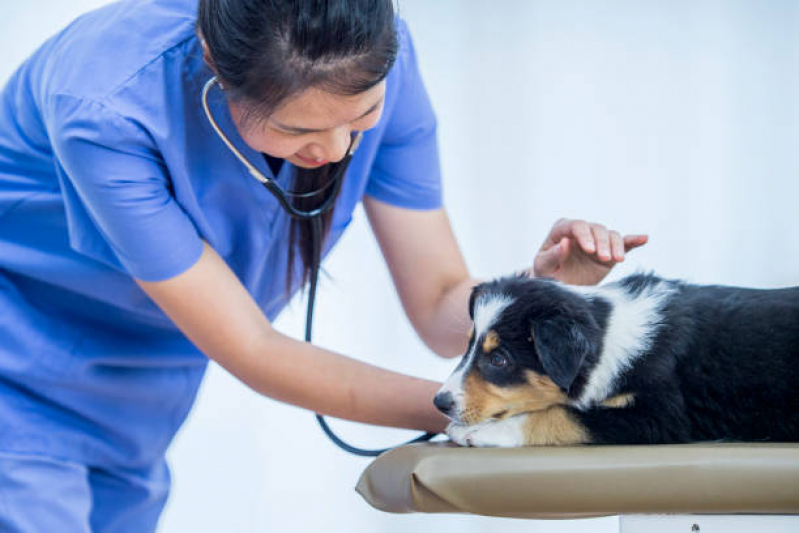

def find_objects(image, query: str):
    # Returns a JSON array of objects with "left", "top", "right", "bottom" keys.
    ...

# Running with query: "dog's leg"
[
  {"left": 520, "top": 407, "right": 591, "bottom": 446},
  {"left": 447, "top": 415, "right": 528, "bottom": 447},
  {"left": 578, "top": 391, "right": 690, "bottom": 444}
]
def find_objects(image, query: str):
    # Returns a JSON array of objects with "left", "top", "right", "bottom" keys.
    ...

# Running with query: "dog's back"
[
  {"left": 587, "top": 277, "right": 799, "bottom": 444},
  {"left": 667, "top": 283, "right": 799, "bottom": 441}
]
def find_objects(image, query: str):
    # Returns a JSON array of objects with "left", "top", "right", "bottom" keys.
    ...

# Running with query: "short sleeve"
[
  {"left": 47, "top": 94, "right": 203, "bottom": 281},
  {"left": 365, "top": 20, "right": 442, "bottom": 210}
]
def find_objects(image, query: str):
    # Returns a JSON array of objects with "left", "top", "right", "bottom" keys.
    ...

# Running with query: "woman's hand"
[{"left": 532, "top": 218, "right": 648, "bottom": 286}]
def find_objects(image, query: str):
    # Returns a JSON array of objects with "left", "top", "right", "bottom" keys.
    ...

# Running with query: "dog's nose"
[{"left": 433, "top": 391, "right": 455, "bottom": 416}]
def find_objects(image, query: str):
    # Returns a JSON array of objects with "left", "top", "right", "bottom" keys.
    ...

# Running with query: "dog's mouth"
[
  {"left": 445, "top": 371, "right": 572, "bottom": 425},
  {"left": 452, "top": 401, "right": 520, "bottom": 425},
  {"left": 455, "top": 403, "right": 572, "bottom": 427},
  {"left": 456, "top": 404, "right": 539, "bottom": 425},
  {"left": 437, "top": 364, "right": 572, "bottom": 426}
]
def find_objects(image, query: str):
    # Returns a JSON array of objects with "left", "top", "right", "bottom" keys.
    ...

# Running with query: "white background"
[{"left": 1, "top": 1, "right": 797, "bottom": 532}]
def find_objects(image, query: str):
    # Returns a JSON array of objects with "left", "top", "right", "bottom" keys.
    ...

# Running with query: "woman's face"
[{"left": 229, "top": 81, "right": 386, "bottom": 169}]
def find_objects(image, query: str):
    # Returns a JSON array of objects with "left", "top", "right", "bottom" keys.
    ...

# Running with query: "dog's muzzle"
[{"left": 434, "top": 391, "right": 456, "bottom": 418}]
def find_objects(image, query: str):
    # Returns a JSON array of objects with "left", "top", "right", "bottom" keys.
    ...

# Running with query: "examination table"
[{"left": 356, "top": 442, "right": 799, "bottom": 532}]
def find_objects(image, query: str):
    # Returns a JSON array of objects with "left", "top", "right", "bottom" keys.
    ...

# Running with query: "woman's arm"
[
  {"left": 364, "top": 197, "right": 650, "bottom": 359},
  {"left": 363, "top": 196, "right": 476, "bottom": 358},
  {"left": 136, "top": 241, "right": 448, "bottom": 434}
]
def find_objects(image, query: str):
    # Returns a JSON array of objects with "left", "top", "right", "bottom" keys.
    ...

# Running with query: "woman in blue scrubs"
[{"left": 0, "top": 0, "right": 647, "bottom": 530}]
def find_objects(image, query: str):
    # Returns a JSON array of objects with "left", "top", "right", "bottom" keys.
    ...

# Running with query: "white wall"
[{"left": 2, "top": 1, "right": 797, "bottom": 532}]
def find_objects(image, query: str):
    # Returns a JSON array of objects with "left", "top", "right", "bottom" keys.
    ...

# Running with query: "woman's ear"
[{"left": 197, "top": 32, "right": 219, "bottom": 75}]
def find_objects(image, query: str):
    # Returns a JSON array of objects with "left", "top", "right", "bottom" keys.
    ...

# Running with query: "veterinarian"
[{"left": 0, "top": 0, "right": 647, "bottom": 529}]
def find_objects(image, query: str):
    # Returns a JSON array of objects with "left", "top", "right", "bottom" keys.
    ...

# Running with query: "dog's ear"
[
  {"left": 468, "top": 284, "right": 485, "bottom": 320},
  {"left": 531, "top": 314, "right": 595, "bottom": 391}
]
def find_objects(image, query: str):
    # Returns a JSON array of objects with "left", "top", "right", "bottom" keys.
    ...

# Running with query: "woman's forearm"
[
  {"left": 137, "top": 242, "right": 448, "bottom": 434},
  {"left": 417, "top": 276, "right": 482, "bottom": 359},
  {"left": 230, "top": 327, "right": 448, "bottom": 433}
]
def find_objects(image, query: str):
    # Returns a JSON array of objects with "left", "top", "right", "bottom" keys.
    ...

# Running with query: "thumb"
[{"left": 534, "top": 238, "right": 567, "bottom": 277}]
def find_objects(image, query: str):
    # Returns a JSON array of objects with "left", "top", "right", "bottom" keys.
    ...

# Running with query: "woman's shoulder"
[
  {"left": 392, "top": 17, "right": 419, "bottom": 77},
  {"left": 35, "top": 0, "right": 201, "bottom": 110}
]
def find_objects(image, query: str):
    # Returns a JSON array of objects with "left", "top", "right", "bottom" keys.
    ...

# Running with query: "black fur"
[{"left": 473, "top": 273, "right": 799, "bottom": 445}]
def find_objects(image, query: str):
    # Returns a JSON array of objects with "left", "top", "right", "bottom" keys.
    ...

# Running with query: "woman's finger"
[
  {"left": 590, "top": 224, "right": 612, "bottom": 262},
  {"left": 544, "top": 218, "right": 570, "bottom": 246},
  {"left": 609, "top": 230, "right": 625, "bottom": 262},
  {"left": 623, "top": 234, "right": 649, "bottom": 252},
  {"left": 568, "top": 220, "right": 595, "bottom": 254}
]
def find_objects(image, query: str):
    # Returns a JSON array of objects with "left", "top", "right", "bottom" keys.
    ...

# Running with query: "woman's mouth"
[{"left": 294, "top": 153, "right": 328, "bottom": 167}]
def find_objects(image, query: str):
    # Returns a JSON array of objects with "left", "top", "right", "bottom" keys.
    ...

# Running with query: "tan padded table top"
[{"left": 356, "top": 442, "right": 799, "bottom": 519}]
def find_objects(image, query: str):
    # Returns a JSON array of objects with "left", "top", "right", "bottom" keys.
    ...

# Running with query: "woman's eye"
[
  {"left": 353, "top": 109, "right": 382, "bottom": 131},
  {"left": 268, "top": 123, "right": 305, "bottom": 137},
  {"left": 490, "top": 353, "right": 509, "bottom": 368}
]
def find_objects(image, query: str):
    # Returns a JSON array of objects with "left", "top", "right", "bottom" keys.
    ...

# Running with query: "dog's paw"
[
  {"left": 446, "top": 422, "right": 477, "bottom": 447},
  {"left": 446, "top": 416, "right": 527, "bottom": 448}
]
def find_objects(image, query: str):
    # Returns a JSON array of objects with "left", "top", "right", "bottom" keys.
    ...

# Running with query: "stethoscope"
[{"left": 202, "top": 76, "right": 436, "bottom": 456}]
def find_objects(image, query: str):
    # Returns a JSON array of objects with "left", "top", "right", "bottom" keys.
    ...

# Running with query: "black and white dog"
[{"left": 434, "top": 273, "right": 799, "bottom": 447}]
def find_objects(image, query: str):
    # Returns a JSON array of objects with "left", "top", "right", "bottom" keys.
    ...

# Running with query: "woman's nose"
[{"left": 314, "top": 127, "right": 351, "bottom": 163}]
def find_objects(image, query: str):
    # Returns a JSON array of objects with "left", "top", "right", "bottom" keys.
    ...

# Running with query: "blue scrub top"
[{"left": 0, "top": 0, "right": 441, "bottom": 469}]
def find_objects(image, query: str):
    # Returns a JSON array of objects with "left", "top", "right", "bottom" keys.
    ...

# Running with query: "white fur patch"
[
  {"left": 473, "top": 292, "right": 514, "bottom": 340},
  {"left": 437, "top": 292, "right": 515, "bottom": 421},
  {"left": 447, "top": 415, "right": 527, "bottom": 447},
  {"left": 568, "top": 281, "right": 675, "bottom": 409}
]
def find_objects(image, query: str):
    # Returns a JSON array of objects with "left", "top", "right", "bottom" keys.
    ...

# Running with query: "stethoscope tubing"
[{"left": 202, "top": 76, "right": 436, "bottom": 456}]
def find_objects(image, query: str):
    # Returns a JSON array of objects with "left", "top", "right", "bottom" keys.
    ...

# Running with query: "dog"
[{"left": 434, "top": 273, "right": 799, "bottom": 447}]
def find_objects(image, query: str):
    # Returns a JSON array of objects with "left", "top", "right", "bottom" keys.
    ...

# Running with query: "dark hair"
[{"left": 197, "top": 0, "right": 398, "bottom": 290}]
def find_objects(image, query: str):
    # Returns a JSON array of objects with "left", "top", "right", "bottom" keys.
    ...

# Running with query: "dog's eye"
[{"left": 490, "top": 353, "right": 509, "bottom": 368}]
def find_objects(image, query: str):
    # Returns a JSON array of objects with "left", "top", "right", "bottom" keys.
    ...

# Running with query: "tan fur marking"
[
  {"left": 521, "top": 407, "right": 591, "bottom": 445},
  {"left": 600, "top": 393, "right": 636, "bottom": 408},
  {"left": 461, "top": 370, "right": 568, "bottom": 425},
  {"left": 482, "top": 330, "right": 500, "bottom": 352},
  {"left": 468, "top": 328, "right": 474, "bottom": 343}
]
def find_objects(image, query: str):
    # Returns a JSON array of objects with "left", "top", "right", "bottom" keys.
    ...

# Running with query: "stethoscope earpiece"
[{"left": 202, "top": 76, "right": 265, "bottom": 183}]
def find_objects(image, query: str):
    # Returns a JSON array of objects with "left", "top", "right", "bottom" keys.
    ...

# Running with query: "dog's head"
[{"left": 434, "top": 275, "right": 603, "bottom": 425}]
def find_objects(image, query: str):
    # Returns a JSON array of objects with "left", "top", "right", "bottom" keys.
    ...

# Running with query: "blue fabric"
[
  {"left": 0, "top": 451, "right": 169, "bottom": 532},
  {"left": 0, "top": 0, "right": 440, "bottom": 481}
]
